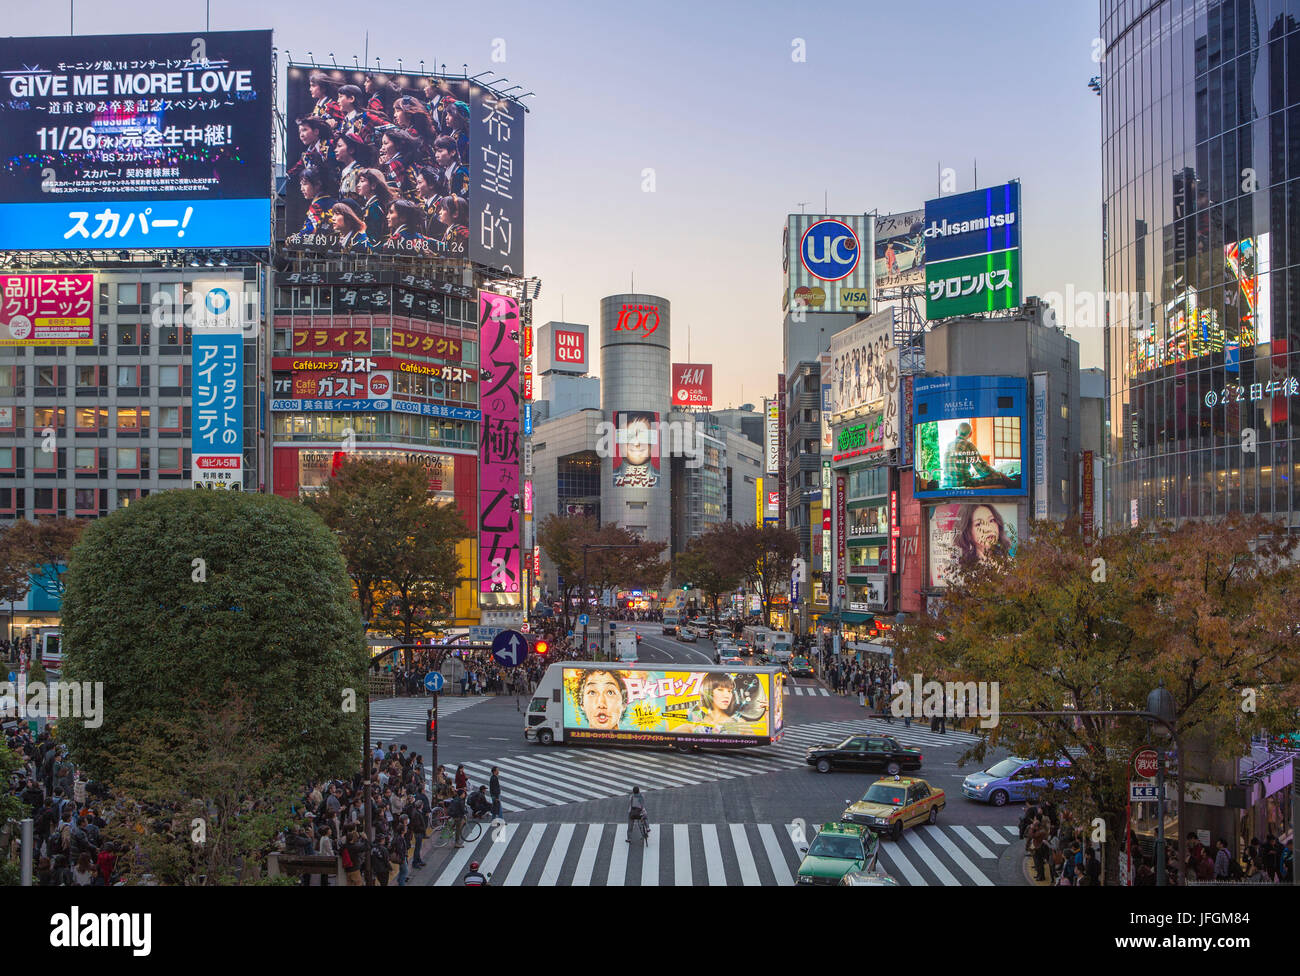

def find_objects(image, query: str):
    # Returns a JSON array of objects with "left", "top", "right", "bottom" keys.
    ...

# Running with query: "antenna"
[
  {"left": 795, "top": 201, "right": 810, "bottom": 214},
  {"left": 974, "top": 159, "right": 978, "bottom": 190},
  {"left": 823, "top": 190, "right": 828, "bottom": 212}
]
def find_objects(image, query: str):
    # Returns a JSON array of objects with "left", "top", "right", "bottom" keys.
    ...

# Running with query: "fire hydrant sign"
[{"left": 1133, "top": 748, "right": 1159, "bottom": 780}]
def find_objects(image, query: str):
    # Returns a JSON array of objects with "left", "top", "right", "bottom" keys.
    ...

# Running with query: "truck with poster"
[
  {"left": 614, "top": 631, "right": 638, "bottom": 664},
  {"left": 524, "top": 662, "right": 786, "bottom": 753}
]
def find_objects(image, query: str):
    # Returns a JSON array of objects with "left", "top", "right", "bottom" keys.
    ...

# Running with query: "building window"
[
  {"left": 75, "top": 488, "right": 97, "bottom": 513},
  {"left": 116, "top": 447, "right": 139, "bottom": 472},
  {"left": 994, "top": 416, "right": 1020, "bottom": 462},
  {"left": 116, "top": 407, "right": 149, "bottom": 430},
  {"left": 117, "top": 365, "right": 139, "bottom": 387},
  {"left": 76, "top": 365, "right": 100, "bottom": 388},
  {"left": 0, "top": 365, "right": 18, "bottom": 396},
  {"left": 0, "top": 447, "right": 14, "bottom": 470},
  {"left": 36, "top": 365, "right": 57, "bottom": 388},
  {"left": 0, "top": 487, "right": 14, "bottom": 513},
  {"left": 117, "top": 325, "right": 140, "bottom": 345},
  {"left": 33, "top": 406, "right": 62, "bottom": 430},
  {"left": 159, "top": 365, "right": 181, "bottom": 387},
  {"left": 75, "top": 406, "right": 100, "bottom": 431},
  {"left": 75, "top": 447, "right": 97, "bottom": 471},
  {"left": 159, "top": 406, "right": 182, "bottom": 431},
  {"left": 34, "top": 488, "right": 57, "bottom": 513},
  {"left": 157, "top": 447, "right": 182, "bottom": 472}
]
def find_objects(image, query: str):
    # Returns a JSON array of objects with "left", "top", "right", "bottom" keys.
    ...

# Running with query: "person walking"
[{"left": 489, "top": 766, "right": 503, "bottom": 820}]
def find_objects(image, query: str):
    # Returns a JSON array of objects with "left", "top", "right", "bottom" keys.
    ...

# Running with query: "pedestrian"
[
  {"left": 316, "top": 825, "right": 335, "bottom": 886},
  {"left": 342, "top": 830, "right": 365, "bottom": 886},
  {"left": 448, "top": 789, "right": 468, "bottom": 849},
  {"left": 454, "top": 764, "right": 469, "bottom": 793},
  {"left": 392, "top": 823, "right": 410, "bottom": 886},
  {"left": 1213, "top": 837, "right": 1231, "bottom": 880},
  {"left": 489, "top": 766, "right": 502, "bottom": 820}
]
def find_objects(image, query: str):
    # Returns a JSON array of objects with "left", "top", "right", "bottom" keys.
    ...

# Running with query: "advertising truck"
[
  {"left": 613, "top": 630, "right": 639, "bottom": 664},
  {"left": 524, "top": 662, "right": 786, "bottom": 752}
]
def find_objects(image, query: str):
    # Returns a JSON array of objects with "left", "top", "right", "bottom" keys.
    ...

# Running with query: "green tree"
[
  {"left": 536, "top": 513, "right": 596, "bottom": 635},
  {"left": 0, "top": 517, "right": 86, "bottom": 608},
  {"left": 59, "top": 490, "right": 366, "bottom": 785},
  {"left": 537, "top": 516, "right": 667, "bottom": 633},
  {"left": 674, "top": 527, "right": 743, "bottom": 621}
]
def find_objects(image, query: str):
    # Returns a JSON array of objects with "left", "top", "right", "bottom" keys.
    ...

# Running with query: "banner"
[
  {"left": 671, "top": 363, "right": 713, "bottom": 407},
  {"left": 0, "top": 30, "right": 273, "bottom": 250},
  {"left": 478, "top": 291, "right": 522, "bottom": 602},
  {"left": 927, "top": 502, "right": 1018, "bottom": 588},
  {"left": 1, "top": 274, "right": 94, "bottom": 345},
  {"left": 191, "top": 327, "right": 243, "bottom": 489},
  {"left": 875, "top": 209, "right": 926, "bottom": 288},
  {"left": 1033, "top": 372, "right": 1049, "bottom": 520}
]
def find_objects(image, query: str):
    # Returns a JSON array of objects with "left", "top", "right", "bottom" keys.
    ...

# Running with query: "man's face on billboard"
[
  {"left": 624, "top": 417, "right": 651, "bottom": 467},
  {"left": 581, "top": 673, "right": 624, "bottom": 729}
]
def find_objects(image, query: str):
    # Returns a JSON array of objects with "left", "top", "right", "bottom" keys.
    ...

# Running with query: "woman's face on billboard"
[{"left": 971, "top": 506, "right": 1001, "bottom": 557}]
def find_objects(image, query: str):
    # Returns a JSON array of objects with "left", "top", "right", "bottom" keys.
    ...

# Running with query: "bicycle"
[
  {"left": 636, "top": 812, "right": 650, "bottom": 847},
  {"left": 429, "top": 810, "right": 483, "bottom": 848}
]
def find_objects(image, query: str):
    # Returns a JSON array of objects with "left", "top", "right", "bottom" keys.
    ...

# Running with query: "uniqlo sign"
[
  {"left": 554, "top": 329, "right": 585, "bottom": 366},
  {"left": 671, "top": 362, "right": 713, "bottom": 407}
]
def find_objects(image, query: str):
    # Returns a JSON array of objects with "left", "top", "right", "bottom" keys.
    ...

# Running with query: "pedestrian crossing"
[
  {"left": 369, "top": 695, "right": 487, "bottom": 739},
  {"left": 452, "top": 718, "right": 982, "bottom": 814},
  {"left": 426, "top": 821, "right": 1018, "bottom": 886},
  {"left": 784, "top": 684, "right": 830, "bottom": 696}
]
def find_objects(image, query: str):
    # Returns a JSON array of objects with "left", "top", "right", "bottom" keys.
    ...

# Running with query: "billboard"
[
  {"left": 478, "top": 291, "right": 522, "bottom": 602},
  {"left": 1032, "top": 372, "right": 1049, "bottom": 520},
  {"left": 538, "top": 322, "right": 588, "bottom": 374},
  {"left": 765, "top": 399, "right": 780, "bottom": 474},
  {"left": 924, "top": 181, "right": 1021, "bottom": 320},
  {"left": 282, "top": 65, "right": 524, "bottom": 273},
  {"left": 560, "top": 667, "right": 782, "bottom": 745},
  {"left": 914, "top": 376, "right": 1026, "bottom": 497},
  {"left": 874, "top": 210, "right": 926, "bottom": 289},
  {"left": 783, "top": 214, "right": 874, "bottom": 313},
  {"left": 611, "top": 411, "right": 661, "bottom": 488},
  {"left": 1, "top": 274, "right": 94, "bottom": 346},
  {"left": 671, "top": 363, "right": 713, "bottom": 407},
  {"left": 191, "top": 312, "right": 244, "bottom": 490},
  {"left": 0, "top": 30, "right": 273, "bottom": 250},
  {"left": 927, "top": 502, "right": 1018, "bottom": 588}
]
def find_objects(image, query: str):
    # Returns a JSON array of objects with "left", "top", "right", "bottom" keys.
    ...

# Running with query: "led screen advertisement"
[
  {"left": 282, "top": 64, "right": 524, "bottom": 273},
  {"left": 927, "top": 502, "right": 1018, "bottom": 588},
  {"left": 0, "top": 30, "right": 273, "bottom": 250},
  {"left": 478, "top": 291, "right": 522, "bottom": 603},
  {"left": 914, "top": 376, "right": 1026, "bottom": 497},
  {"left": 924, "top": 181, "right": 1021, "bottom": 320},
  {"left": 611, "top": 411, "right": 660, "bottom": 488},
  {"left": 561, "top": 667, "right": 783, "bottom": 745},
  {"left": 1, "top": 274, "right": 94, "bottom": 346}
]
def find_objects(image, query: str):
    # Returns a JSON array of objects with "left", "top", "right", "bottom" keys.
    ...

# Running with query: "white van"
[{"left": 767, "top": 632, "right": 795, "bottom": 663}]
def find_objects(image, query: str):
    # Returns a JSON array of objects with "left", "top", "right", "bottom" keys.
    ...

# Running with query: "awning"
[{"left": 841, "top": 612, "right": 875, "bottom": 625}]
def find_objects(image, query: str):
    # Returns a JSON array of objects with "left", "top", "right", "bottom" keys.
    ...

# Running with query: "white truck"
[
  {"left": 524, "top": 661, "right": 786, "bottom": 751},
  {"left": 613, "top": 631, "right": 638, "bottom": 664}
]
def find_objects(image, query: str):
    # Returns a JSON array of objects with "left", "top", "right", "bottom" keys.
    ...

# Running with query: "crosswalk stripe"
[
  {"left": 877, "top": 838, "right": 926, "bottom": 886},
  {"left": 606, "top": 824, "right": 629, "bottom": 885},
  {"left": 757, "top": 823, "right": 794, "bottom": 887},
  {"left": 488, "top": 757, "right": 606, "bottom": 802},
  {"left": 1003, "top": 825, "right": 1019, "bottom": 835},
  {"left": 951, "top": 824, "right": 996, "bottom": 858},
  {"left": 674, "top": 824, "right": 692, "bottom": 886},
  {"left": 545, "top": 751, "right": 690, "bottom": 793},
  {"left": 462, "top": 763, "right": 571, "bottom": 807},
  {"left": 477, "top": 823, "right": 518, "bottom": 878},
  {"left": 901, "top": 830, "right": 961, "bottom": 886},
  {"left": 642, "top": 825, "right": 660, "bottom": 885},
  {"left": 701, "top": 824, "right": 726, "bottom": 885},
  {"left": 730, "top": 824, "right": 761, "bottom": 885},
  {"left": 927, "top": 827, "right": 996, "bottom": 885},
  {"left": 979, "top": 825, "right": 1011, "bottom": 845},
  {"left": 571, "top": 824, "right": 603, "bottom": 886},
  {"left": 505, "top": 823, "right": 549, "bottom": 886},
  {"left": 580, "top": 751, "right": 702, "bottom": 789},
  {"left": 502, "top": 754, "right": 627, "bottom": 796},
  {"left": 433, "top": 835, "right": 482, "bottom": 886},
  {"left": 539, "top": 823, "right": 575, "bottom": 886}
]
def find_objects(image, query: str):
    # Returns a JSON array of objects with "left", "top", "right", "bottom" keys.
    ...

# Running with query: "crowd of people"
[
  {"left": 287, "top": 71, "right": 472, "bottom": 252},
  {"left": 1022, "top": 805, "right": 1104, "bottom": 886}
]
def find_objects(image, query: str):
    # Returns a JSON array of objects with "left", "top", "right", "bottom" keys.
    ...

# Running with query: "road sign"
[
  {"left": 491, "top": 629, "right": 529, "bottom": 667},
  {"left": 469, "top": 625, "right": 501, "bottom": 641},
  {"left": 6, "top": 671, "right": 13, "bottom": 683},
  {"left": 423, "top": 671, "right": 445, "bottom": 693},
  {"left": 1129, "top": 781, "right": 1165, "bottom": 802},
  {"left": 1133, "top": 748, "right": 1159, "bottom": 780},
  {"left": 521, "top": 622, "right": 530, "bottom": 633},
  {"left": 578, "top": 613, "right": 589, "bottom": 626},
  {"left": 589, "top": 641, "right": 599, "bottom": 654}
]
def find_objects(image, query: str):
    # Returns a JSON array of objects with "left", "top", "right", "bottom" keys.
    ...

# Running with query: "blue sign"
[
  {"left": 423, "top": 671, "right": 445, "bottom": 693},
  {"left": 800, "top": 218, "right": 861, "bottom": 281},
  {"left": 491, "top": 629, "right": 529, "bottom": 667},
  {"left": 913, "top": 375, "right": 1027, "bottom": 498},
  {"left": 923, "top": 182, "right": 1020, "bottom": 264},
  {"left": 524, "top": 402, "right": 533, "bottom": 436},
  {"left": 578, "top": 613, "right": 589, "bottom": 626},
  {"left": 191, "top": 330, "right": 243, "bottom": 486}
]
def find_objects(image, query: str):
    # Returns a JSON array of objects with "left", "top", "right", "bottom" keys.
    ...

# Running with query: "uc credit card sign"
[{"left": 0, "top": 30, "right": 273, "bottom": 250}]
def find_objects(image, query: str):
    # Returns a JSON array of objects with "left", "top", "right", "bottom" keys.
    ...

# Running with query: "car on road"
[
  {"left": 719, "top": 655, "right": 745, "bottom": 667},
  {"left": 678, "top": 629, "right": 697, "bottom": 643},
  {"left": 795, "top": 822, "right": 879, "bottom": 885},
  {"left": 805, "top": 735, "right": 923, "bottom": 775},
  {"left": 841, "top": 776, "right": 946, "bottom": 842},
  {"left": 961, "top": 757, "right": 1073, "bottom": 806},
  {"left": 788, "top": 656, "right": 815, "bottom": 678}
]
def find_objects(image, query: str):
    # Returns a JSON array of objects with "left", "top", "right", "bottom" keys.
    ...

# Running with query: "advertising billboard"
[
  {"left": 914, "top": 376, "right": 1026, "bottom": 497},
  {"left": 1, "top": 274, "right": 94, "bottom": 346},
  {"left": 874, "top": 209, "right": 926, "bottom": 289},
  {"left": 478, "top": 291, "right": 522, "bottom": 603},
  {"left": 191, "top": 318, "right": 244, "bottom": 490},
  {"left": 282, "top": 65, "right": 524, "bottom": 273},
  {"left": 1032, "top": 372, "right": 1049, "bottom": 520},
  {"left": 671, "top": 363, "right": 713, "bottom": 407},
  {"left": 927, "top": 502, "right": 1018, "bottom": 588},
  {"left": 765, "top": 399, "right": 780, "bottom": 474},
  {"left": 561, "top": 667, "right": 782, "bottom": 745},
  {"left": 611, "top": 411, "right": 661, "bottom": 488},
  {"left": 828, "top": 309, "right": 895, "bottom": 416},
  {"left": 783, "top": 214, "right": 874, "bottom": 313},
  {"left": 537, "top": 322, "right": 588, "bottom": 374},
  {"left": 0, "top": 30, "right": 273, "bottom": 250},
  {"left": 924, "top": 181, "right": 1021, "bottom": 320}
]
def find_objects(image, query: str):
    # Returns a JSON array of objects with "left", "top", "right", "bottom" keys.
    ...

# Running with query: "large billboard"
[
  {"left": 914, "top": 376, "right": 1026, "bottom": 497},
  {"left": 191, "top": 302, "right": 244, "bottom": 490},
  {"left": 671, "top": 363, "right": 713, "bottom": 407},
  {"left": 927, "top": 502, "right": 1018, "bottom": 588},
  {"left": 611, "top": 411, "right": 661, "bottom": 488},
  {"left": 783, "top": 214, "right": 874, "bottom": 313},
  {"left": 1, "top": 274, "right": 94, "bottom": 346},
  {"left": 282, "top": 65, "right": 524, "bottom": 273},
  {"left": 537, "top": 321, "right": 588, "bottom": 374},
  {"left": 561, "top": 667, "right": 782, "bottom": 745},
  {"left": 478, "top": 291, "right": 522, "bottom": 603},
  {"left": 874, "top": 210, "right": 925, "bottom": 289},
  {"left": 0, "top": 30, "right": 273, "bottom": 250},
  {"left": 924, "top": 181, "right": 1021, "bottom": 320}
]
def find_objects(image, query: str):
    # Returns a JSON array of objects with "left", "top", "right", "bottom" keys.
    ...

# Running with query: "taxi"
[
  {"left": 795, "top": 822, "right": 879, "bottom": 886},
  {"left": 841, "top": 775, "right": 945, "bottom": 842}
]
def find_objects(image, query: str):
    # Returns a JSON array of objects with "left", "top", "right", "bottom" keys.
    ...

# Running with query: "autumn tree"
[
  {"left": 0, "top": 517, "right": 86, "bottom": 607},
  {"left": 674, "top": 526, "right": 744, "bottom": 621},
  {"left": 537, "top": 515, "right": 668, "bottom": 632},
  {"left": 719, "top": 523, "right": 799, "bottom": 628},
  {"left": 897, "top": 515, "right": 1300, "bottom": 884}
]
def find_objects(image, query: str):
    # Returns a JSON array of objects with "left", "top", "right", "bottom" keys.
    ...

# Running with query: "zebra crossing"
[
  {"left": 426, "top": 821, "right": 1018, "bottom": 886},
  {"left": 453, "top": 718, "right": 982, "bottom": 814},
  {"left": 368, "top": 695, "right": 486, "bottom": 739},
  {"left": 784, "top": 684, "right": 830, "bottom": 696}
]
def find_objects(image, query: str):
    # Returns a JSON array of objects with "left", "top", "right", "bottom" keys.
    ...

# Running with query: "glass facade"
[{"left": 1102, "top": 0, "right": 1300, "bottom": 526}]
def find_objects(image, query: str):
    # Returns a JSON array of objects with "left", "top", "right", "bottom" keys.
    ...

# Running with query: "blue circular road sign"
[
  {"left": 423, "top": 671, "right": 445, "bottom": 693},
  {"left": 491, "top": 629, "right": 529, "bottom": 667}
]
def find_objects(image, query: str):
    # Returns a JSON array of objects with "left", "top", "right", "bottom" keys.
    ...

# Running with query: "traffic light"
[
  {"left": 535, "top": 640, "right": 549, "bottom": 655},
  {"left": 426, "top": 709, "right": 436, "bottom": 742}
]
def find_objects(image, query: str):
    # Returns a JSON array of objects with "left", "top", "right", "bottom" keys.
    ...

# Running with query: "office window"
[
  {"left": 33, "top": 406, "right": 62, "bottom": 429},
  {"left": 75, "top": 488, "right": 97, "bottom": 512},
  {"left": 75, "top": 447, "right": 97, "bottom": 470},
  {"left": 36, "top": 365, "right": 57, "bottom": 388},
  {"left": 0, "top": 447, "right": 13, "bottom": 469},
  {"left": 117, "top": 325, "right": 140, "bottom": 345},
  {"left": 0, "top": 365, "right": 17, "bottom": 395},
  {"left": 159, "top": 406, "right": 181, "bottom": 430},
  {"left": 117, "top": 447, "right": 139, "bottom": 471},
  {"left": 34, "top": 488, "right": 56, "bottom": 513},
  {"left": 34, "top": 446, "right": 57, "bottom": 470},
  {"left": 159, "top": 365, "right": 181, "bottom": 387},
  {"left": 116, "top": 407, "right": 149, "bottom": 430},
  {"left": 157, "top": 447, "right": 181, "bottom": 471},
  {"left": 117, "top": 365, "right": 138, "bottom": 386},
  {"left": 75, "top": 406, "right": 100, "bottom": 430},
  {"left": 76, "top": 365, "right": 100, "bottom": 387}
]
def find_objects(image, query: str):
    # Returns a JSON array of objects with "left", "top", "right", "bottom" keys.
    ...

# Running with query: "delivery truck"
[
  {"left": 613, "top": 631, "right": 638, "bottom": 664},
  {"left": 524, "top": 661, "right": 786, "bottom": 752}
]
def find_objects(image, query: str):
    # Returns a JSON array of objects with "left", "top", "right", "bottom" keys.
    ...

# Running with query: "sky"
[{"left": 16, "top": 0, "right": 1106, "bottom": 407}]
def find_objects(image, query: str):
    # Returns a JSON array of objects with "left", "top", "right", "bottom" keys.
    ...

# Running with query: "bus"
[
  {"left": 34, "top": 628, "right": 63, "bottom": 671},
  {"left": 525, "top": 661, "right": 786, "bottom": 753}
]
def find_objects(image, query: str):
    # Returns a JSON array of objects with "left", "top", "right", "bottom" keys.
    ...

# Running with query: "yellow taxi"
[{"left": 841, "top": 775, "right": 945, "bottom": 842}]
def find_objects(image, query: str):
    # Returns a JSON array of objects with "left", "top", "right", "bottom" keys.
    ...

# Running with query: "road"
[{"left": 377, "top": 624, "right": 1027, "bottom": 886}]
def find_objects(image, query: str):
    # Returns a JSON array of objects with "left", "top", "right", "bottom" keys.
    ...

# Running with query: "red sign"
[
  {"left": 1133, "top": 749, "right": 1159, "bottom": 779},
  {"left": 1081, "top": 449, "right": 1095, "bottom": 544},
  {"left": 391, "top": 329, "right": 462, "bottom": 360},
  {"left": 195, "top": 456, "right": 240, "bottom": 470},
  {"left": 292, "top": 327, "right": 371, "bottom": 353},
  {"left": 1, "top": 273, "right": 95, "bottom": 346},
  {"left": 889, "top": 489, "right": 899, "bottom": 571},
  {"left": 368, "top": 373, "right": 390, "bottom": 396},
  {"left": 523, "top": 325, "right": 533, "bottom": 359},
  {"left": 554, "top": 329, "right": 585, "bottom": 365},
  {"left": 836, "top": 476, "right": 847, "bottom": 589},
  {"left": 671, "top": 362, "right": 713, "bottom": 407},
  {"left": 615, "top": 303, "right": 661, "bottom": 338}
]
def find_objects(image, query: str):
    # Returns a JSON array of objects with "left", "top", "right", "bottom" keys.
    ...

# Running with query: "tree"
[
  {"left": 0, "top": 517, "right": 86, "bottom": 608},
  {"left": 537, "top": 515, "right": 668, "bottom": 633},
  {"left": 720, "top": 523, "right": 800, "bottom": 628},
  {"left": 674, "top": 526, "right": 744, "bottom": 621},
  {"left": 537, "top": 514, "right": 595, "bottom": 635},
  {"left": 59, "top": 490, "right": 366, "bottom": 785},
  {"left": 897, "top": 516, "right": 1300, "bottom": 884}
]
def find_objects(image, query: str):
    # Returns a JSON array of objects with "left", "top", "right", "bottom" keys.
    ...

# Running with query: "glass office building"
[{"left": 1102, "top": 0, "right": 1300, "bottom": 527}]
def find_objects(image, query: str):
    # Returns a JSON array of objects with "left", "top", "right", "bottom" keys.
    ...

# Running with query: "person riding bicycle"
[
  {"left": 468, "top": 785, "right": 491, "bottom": 819},
  {"left": 626, "top": 786, "right": 649, "bottom": 842},
  {"left": 463, "top": 861, "right": 488, "bottom": 886}
]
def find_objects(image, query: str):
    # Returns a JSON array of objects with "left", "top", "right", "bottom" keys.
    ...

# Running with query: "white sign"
[
  {"left": 1032, "top": 372, "right": 1048, "bottom": 520},
  {"left": 468, "top": 626, "right": 501, "bottom": 641},
  {"left": 827, "top": 308, "right": 897, "bottom": 417},
  {"left": 1129, "top": 781, "right": 1166, "bottom": 802}
]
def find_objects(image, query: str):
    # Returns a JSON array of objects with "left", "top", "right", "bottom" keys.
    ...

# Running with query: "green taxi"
[{"left": 795, "top": 822, "right": 879, "bottom": 886}]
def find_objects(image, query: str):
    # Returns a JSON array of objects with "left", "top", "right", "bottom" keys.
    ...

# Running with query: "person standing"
[
  {"left": 489, "top": 767, "right": 503, "bottom": 820},
  {"left": 448, "top": 789, "right": 469, "bottom": 849},
  {"left": 316, "top": 825, "right": 335, "bottom": 887}
]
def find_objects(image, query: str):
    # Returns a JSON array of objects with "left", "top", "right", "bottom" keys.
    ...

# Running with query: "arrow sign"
[
  {"left": 578, "top": 613, "right": 589, "bottom": 626},
  {"left": 423, "top": 671, "right": 445, "bottom": 693},
  {"left": 491, "top": 629, "right": 529, "bottom": 667}
]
